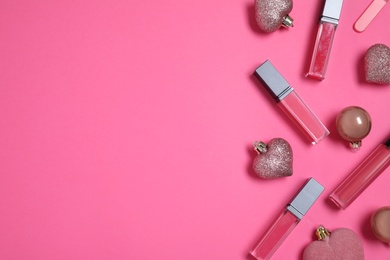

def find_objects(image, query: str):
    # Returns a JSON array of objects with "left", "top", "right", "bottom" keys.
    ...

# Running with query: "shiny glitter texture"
[
  {"left": 255, "top": 0, "right": 293, "bottom": 33},
  {"left": 253, "top": 138, "right": 293, "bottom": 179},
  {"left": 364, "top": 43, "right": 390, "bottom": 85}
]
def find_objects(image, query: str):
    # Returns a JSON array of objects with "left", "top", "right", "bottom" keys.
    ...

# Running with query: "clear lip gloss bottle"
[
  {"left": 307, "top": 0, "right": 344, "bottom": 80},
  {"left": 254, "top": 60, "right": 329, "bottom": 144},
  {"left": 250, "top": 178, "right": 324, "bottom": 260},
  {"left": 329, "top": 136, "right": 390, "bottom": 209}
]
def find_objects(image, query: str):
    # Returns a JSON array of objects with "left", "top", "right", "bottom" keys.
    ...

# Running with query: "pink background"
[{"left": 1, "top": 0, "right": 389, "bottom": 259}]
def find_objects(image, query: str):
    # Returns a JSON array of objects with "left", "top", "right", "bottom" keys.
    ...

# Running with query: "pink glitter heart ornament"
[
  {"left": 255, "top": 0, "right": 293, "bottom": 33},
  {"left": 364, "top": 43, "right": 390, "bottom": 85},
  {"left": 303, "top": 226, "right": 364, "bottom": 260},
  {"left": 252, "top": 138, "right": 293, "bottom": 179}
]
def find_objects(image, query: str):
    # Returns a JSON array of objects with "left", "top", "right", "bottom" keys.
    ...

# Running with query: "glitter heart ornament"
[
  {"left": 255, "top": 0, "right": 294, "bottom": 33},
  {"left": 303, "top": 226, "right": 364, "bottom": 260},
  {"left": 364, "top": 43, "right": 390, "bottom": 85},
  {"left": 252, "top": 138, "right": 293, "bottom": 179}
]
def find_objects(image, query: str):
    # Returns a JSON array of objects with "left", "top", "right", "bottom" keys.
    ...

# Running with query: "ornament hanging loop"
[
  {"left": 316, "top": 225, "right": 331, "bottom": 240},
  {"left": 281, "top": 15, "right": 294, "bottom": 28},
  {"left": 254, "top": 141, "right": 268, "bottom": 154}
]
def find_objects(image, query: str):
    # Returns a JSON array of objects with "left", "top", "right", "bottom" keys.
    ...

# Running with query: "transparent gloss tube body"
[
  {"left": 307, "top": 0, "right": 344, "bottom": 80},
  {"left": 278, "top": 91, "right": 329, "bottom": 144},
  {"left": 307, "top": 21, "right": 337, "bottom": 80},
  {"left": 330, "top": 139, "right": 390, "bottom": 209},
  {"left": 250, "top": 178, "right": 324, "bottom": 260},
  {"left": 254, "top": 60, "right": 329, "bottom": 144},
  {"left": 251, "top": 210, "right": 299, "bottom": 260}
]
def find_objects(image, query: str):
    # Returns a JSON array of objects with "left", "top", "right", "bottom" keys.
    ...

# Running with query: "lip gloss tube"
[
  {"left": 329, "top": 137, "right": 390, "bottom": 209},
  {"left": 254, "top": 60, "right": 329, "bottom": 144},
  {"left": 307, "top": 0, "right": 344, "bottom": 80},
  {"left": 250, "top": 178, "right": 324, "bottom": 260}
]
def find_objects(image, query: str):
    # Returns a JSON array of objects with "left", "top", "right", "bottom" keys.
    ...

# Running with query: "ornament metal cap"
[
  {"left": 253, "top": 141, "right": 268, "bottom": 154},
  {"left": 349, "top": 141, "right": 362, "bottom": 151},
  {"left": 281, "top": 15, "right": 294, "bottom": 28},
  {"left": 316, "top": 226, "right": 331, "bottom": 240}
]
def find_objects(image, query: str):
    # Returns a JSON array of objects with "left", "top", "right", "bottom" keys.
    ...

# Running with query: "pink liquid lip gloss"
[
  {"left": 254, "top": 60, "right": 329, "bottom": 144},
  {"left": 330, "top": 137, "right": 390, "bottom": 209},
  {"left": 307, "top": 0, "right": 344, "bottom": 80},
  {"left": 250, "top": 178, "right": 324, "bottom": 260}
]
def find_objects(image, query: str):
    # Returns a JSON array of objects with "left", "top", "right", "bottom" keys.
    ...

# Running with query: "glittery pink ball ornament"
[
  {"left": 252, "top": 138, "right": 293, "bottom": 179},
  {"left": 303, "top": 226, "right": 364, "bottom": 260},
  {"left": 336, "top": 106, "right": 372, "bottom": 151},
  {"left": 255, "top": 0, "right": 293, "bottom": 33},
  {"left": 364, "top": 43, "right": 390, "bottom": 85}
]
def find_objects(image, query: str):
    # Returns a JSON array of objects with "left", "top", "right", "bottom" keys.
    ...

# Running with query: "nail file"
[{"left": 354, "top": 0, "right": 388, "bottom": 32}]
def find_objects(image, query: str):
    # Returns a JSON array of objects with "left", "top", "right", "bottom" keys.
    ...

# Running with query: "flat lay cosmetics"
[
  {"left": 354, "top": 0, "right": 388, "bottom": 32},
  {"left": 303, "top": 226, "right": 364, "bottom": 260},
  {"left": 252, "top": 138, "right": 293, "bottom": 179},
  {"left": 307, "top": 0, "right": 344, "bottom": 80},
  {"left": 255, "top": 0, "right": 293, "bottom": 33},
  {"left": 250, "top": 178, "right": 324, "bottom": 260},
  {"left": 364, "top": 43, "right": 390, "bottom": 85},
  {"left": 371, "top": 206, "right": 390, "bottom": 243},
  {"left": 336, "top": 106, "right": 372, "bottom": 151},
  {"left": 254, "top": 60, "right": 329, "bottom": 144},
  {"left": 329, "top": 137, "right": 390, "bottom": 209}
]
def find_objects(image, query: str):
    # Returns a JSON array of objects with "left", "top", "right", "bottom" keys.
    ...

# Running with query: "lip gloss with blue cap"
[
  {"left": 307, "top": 0, "right": 344, "bottom": 80},
  {"left": 255, "top": 60, "right": 329, "bottom": 144},
  {"left": 250, "top": 178, "right": 324, "bottom": 260}
]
